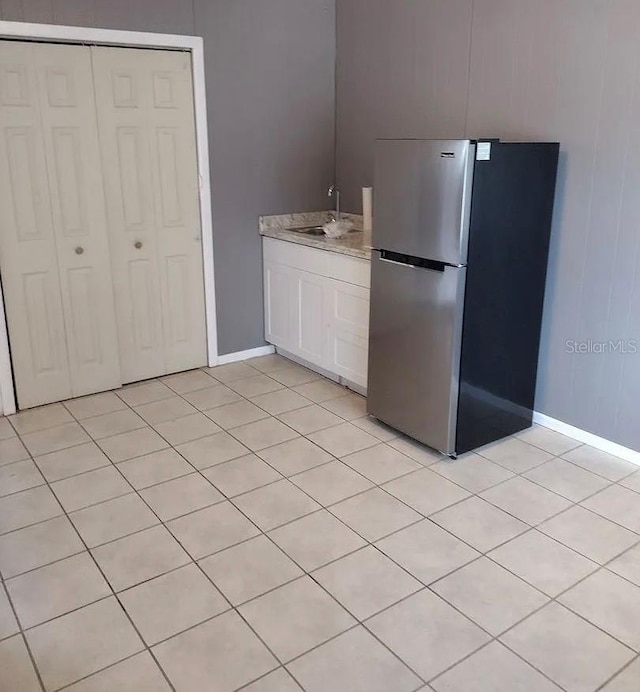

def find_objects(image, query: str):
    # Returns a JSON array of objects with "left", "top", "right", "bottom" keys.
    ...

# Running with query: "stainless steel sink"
[{"left": 288, "top": 225, "right": 326, "bottom": 236}]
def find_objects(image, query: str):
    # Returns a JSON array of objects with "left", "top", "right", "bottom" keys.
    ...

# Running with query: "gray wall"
[
  {"left": 337, "top": 0, "right": 640, "bottom": 451},
  {"left": 0, "top": 0, "right": 336, "bottom": 355}
]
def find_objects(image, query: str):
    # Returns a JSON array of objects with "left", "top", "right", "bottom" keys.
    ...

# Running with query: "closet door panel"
[
  {"left": 92, "top": 46, "right": 206, "bottom": 381},
  {"left": 91, "top": 51, "right": 168, "bottom": 382},
  {"left": 98, "top": 120, "right": 164, "bottom": 382},
  {"left": 0, "top": 41, "right": 72, "bottom": 408},
  {"left": 151, "top": 68, "right": 207, "bottom": 374},
  {"left": 33, "top": 43, "right": 121, "bottom": 397}
]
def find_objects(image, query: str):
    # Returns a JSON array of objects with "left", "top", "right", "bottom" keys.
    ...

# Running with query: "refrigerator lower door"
[{"left": 367, "top": 251, "right": 467, "bottom": 455}]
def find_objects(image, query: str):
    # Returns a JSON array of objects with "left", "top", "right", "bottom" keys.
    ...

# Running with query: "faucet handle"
[{"left": 328, "top": 185, "right": 340, "bottom": 220}]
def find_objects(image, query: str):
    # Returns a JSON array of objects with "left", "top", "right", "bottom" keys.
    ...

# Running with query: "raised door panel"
[
  {"left": 116, "top": 127, "right": 148, "bottom": 233},
  {"left": 0, "top": 41, "right": 72, "bottom": 408},
  {"left": 92, "top": 46, "right": 206, "bottom": 381},
  {"left": 126, "top": 258, "right": 164, "bottom": 381},
  {"left": 331, "top": 330, "right": 369, "bottom": 387},
  {"left": 292, "top": 269, "right": 327, "bottom": 365},
  {"left": 264, "top": 262, "right": 292, "bottom": 349},
  {"left": 325, "top": 279, "right": 370, "bottom": 387},
  {"left": 33, "top": 42, "right": 121, "bottom": 397},
  {"left": 22, "top": 273, "right": 66, "bottom": 375}
]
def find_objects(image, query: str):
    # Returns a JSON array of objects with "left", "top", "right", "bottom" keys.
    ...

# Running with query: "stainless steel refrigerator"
[{"left": 367, "top": 139, "right": 560, "bottom": 457}]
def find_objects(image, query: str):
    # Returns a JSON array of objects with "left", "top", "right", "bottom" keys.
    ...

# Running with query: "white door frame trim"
[{"left": 0, "top": 21, "right": 219, "bottom": 415}]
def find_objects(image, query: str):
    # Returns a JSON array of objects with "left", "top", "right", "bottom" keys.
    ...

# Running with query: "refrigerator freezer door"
[
  {"left": 373, "top": 139, "right": 475, "bottom": 265},
  {"left": 367, "top": 251, "right": 467, "bottom": 455}
]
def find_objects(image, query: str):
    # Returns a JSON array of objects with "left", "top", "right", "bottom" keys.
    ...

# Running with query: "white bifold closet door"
[
  {"left": 92, "top": 46, "right": 207, "bottom": 384},
  {"left": 0, "top": 41, "right": 207, "bottom": 409},
  {"left": 0, "top": 41, "right": 121, "bottom": 409}
]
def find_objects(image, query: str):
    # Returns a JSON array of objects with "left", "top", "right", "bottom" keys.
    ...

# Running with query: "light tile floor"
[{"left": 0, "top": 354, "right": 639, "bottom": 690}]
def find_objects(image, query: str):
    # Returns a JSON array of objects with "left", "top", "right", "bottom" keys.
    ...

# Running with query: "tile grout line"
[
  {"left": 536, "top": 503, "right": 640, "bottom": 562},
  {"left": 5, "top": 396, "right": 639, "bottom": 576},
  {"left": 426, "top": 635, "right": 565, "bottom": 691},
  {"left": 53, "top": 649, "right": 170, "bottom": 692},
  {"left": 188, "top": 367, "right": 369, "bottom": 452},
  {"left": 3, "top": 525, "right": 634, "bottom": 691},
  {"left": 42, "top": 362, "right": 350, "bottom": 689},
  {"left": 594, "top": 652, "right": 640, "bottom": 691},
  {"left": 234, "top": 666, "right": 304, "bottom": 692},
  {"left": 184, "top": 386, "right": 512, "bottom": 685},
  {"left": 4, "top": 435, "right": 638, "bottom": 575},
  {"left": 7, "top": 387, "right": 251, "bottom": 687},
  {"left": 65, "top": 378, "right": 327, "bottom": 688},
  {"left": 109, "top": 370, "right": 446, "bottom": 684},
  {"left": 423, "top": 476, "right": 640, "bottom": 682},
  {"left": 435, "top": 532, "right": 640, "bottom": 685},
  {"left": 0, "top": 578, "right": 46, "bottom": 692},
  {"left": 2, "top": 362, "right": 640, "bottom": 690},
  {"left": 387, "top": 536, "right": 636, "bottom": 689},
  {"left": 430, "top": 449, "right": 640, "bottom": 547},
  {"left": 6, "top": 415, "right": 183, "bottom": 692},
  {"left": 261, "top": 417, "right": 640, "bottom": 685},
  {"left": 6, "top": 445, "right": 640, "bottom": 681}
]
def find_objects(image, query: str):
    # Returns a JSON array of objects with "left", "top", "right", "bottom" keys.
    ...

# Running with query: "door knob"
[
  {"left": 75, "top": 246, "right": 84, "bottom": 255},
  {"left": 134, "top": 241, "right": 143, "bottom": 249}
]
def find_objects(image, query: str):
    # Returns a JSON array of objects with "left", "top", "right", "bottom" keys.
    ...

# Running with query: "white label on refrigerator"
[{"left": 477, "top": 142, "right": 492, "bottom": 161}]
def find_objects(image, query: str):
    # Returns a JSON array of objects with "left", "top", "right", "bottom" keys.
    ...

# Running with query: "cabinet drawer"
[{"left": 263, "top": 237, "right": 370, "bottom": 288}]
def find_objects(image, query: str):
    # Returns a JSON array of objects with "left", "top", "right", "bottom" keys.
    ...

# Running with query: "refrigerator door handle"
[
  {"left": 379, "top": 250, "right": 448, "bottom": 273},
  {"left": 380, "top": 257, "right": 416, "bottom": 269}
]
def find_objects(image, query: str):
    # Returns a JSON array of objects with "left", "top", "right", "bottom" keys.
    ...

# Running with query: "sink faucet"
[{"left": 328, "top": 185, "right": 341, "bottom": 221}]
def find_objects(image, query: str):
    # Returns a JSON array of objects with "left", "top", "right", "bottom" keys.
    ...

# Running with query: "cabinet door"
[
  {"left": 264, "top": 261, "right": 292, "bottom": 348},
  {"left": 33, "top": 43, "right": 122, "bottom": 399},
  {"left": 291, "top": 269, "right": 326, "bottom": 364},
  {"left": 92, "top": 46, "right": 207, "bottom": 383},
  {"left": 325, "top": 279, "right": 370, "bottom": 387}
]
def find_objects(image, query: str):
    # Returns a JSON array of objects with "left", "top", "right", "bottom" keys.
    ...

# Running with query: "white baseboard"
[
  {"left": 533, "top": 412, "right": 640, "bottom": 467},
  {"left": 460, "top": 383, "right": 640, "bottom": 466},
  {"left": 215, "top": 345, "right": 275, "bottom": 366},
  {"left": 275, "top": 348, "right": 339, "bottom": 383},
  {"left": 212, "top": 349, "right": 640, "bottom": 466},
  {"left": 275, "top": 347, "right": 367, "bottom": 395}
]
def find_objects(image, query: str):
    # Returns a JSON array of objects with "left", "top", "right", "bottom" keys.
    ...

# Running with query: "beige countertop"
[{"left": 259, "top": 212, "right": 371, "bottom": 261}]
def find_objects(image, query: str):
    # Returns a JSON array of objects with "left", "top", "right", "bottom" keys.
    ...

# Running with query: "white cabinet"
[
  {"left": 263, "top": 238, "right": 370, "bottom": 389},
  {"left": 264, "top": 262, "right": 293, "bottom": 347},
  {"left": 325, "top": 279, "right": 370, "bottom": 385},
  {"left": 292, "top": 270, "right": 327, "bottom": 364}
]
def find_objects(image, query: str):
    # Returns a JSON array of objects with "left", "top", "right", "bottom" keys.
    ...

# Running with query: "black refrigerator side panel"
[{"left": 456, "top": 142, "right": 560, "bottom": 455}]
